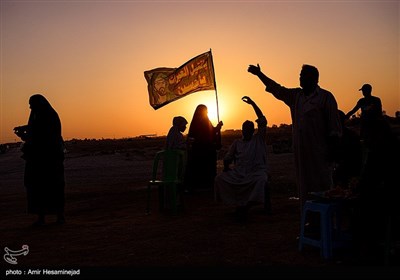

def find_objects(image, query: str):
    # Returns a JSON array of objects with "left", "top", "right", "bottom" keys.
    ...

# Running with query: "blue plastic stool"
[{"left": 298, "top": 200, "right": 350, "bottom": 259}]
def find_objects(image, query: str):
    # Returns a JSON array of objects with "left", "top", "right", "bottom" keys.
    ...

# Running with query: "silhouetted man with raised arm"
[
  {"left": 345, "top": 83, "right": 383, "bottom": 141},
  {"left": 215, "top": 96, "right": 269, "bottom": 222},
  {"left": 248, "top": 63, "right": 342, "bottom": 212}
]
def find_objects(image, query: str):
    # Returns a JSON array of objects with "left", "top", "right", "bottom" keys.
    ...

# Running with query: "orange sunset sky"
[{"left": 1, "top": 0, "right": 399, "bottom": 144}]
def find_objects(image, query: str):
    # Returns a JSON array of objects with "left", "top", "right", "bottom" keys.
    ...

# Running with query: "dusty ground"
[{"left": 1, "top": 137, "right": 399, "bottom": 279}]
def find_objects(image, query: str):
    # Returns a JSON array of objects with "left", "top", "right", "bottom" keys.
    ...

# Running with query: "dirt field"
[{"left": 1, "top": 137, "right": 399, "bottom": 279}]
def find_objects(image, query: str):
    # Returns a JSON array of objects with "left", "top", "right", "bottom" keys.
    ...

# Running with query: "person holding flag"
[{"left": 185, "top": 104, "right": 223, "bottom": 193}]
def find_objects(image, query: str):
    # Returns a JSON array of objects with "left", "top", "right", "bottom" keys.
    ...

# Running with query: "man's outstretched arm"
[
  {"left": 248, "top": 64, "right": 275, "bottom": 89},
  {"left": 242, "top": 96, "right": 267, "bottom": 140},
  {"left": 242, "top": 96, "right": 263, "bottom": 119},
  {"left": 345, "top": 103, "right": 360, "bottom": 119}
]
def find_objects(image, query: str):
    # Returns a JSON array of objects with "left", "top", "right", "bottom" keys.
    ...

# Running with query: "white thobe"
[
  {"left": 215, "top": 116, "right": 268, "bottom": 207},
  {"left": 266, "top": 82, "right": 342, "bottom": 208}
]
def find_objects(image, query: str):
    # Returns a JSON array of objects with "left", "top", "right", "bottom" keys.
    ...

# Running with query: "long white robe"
[
  {"left": 215, "top": 116, "right": 268, "bottom": 207},
  {"left": 266, "top": 82, "right": 342, "bottom": 208}
]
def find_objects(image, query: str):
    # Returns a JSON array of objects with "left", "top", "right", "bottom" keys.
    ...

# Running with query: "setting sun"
[{"left": 206, "top": 104, "right": 219, "bottom": 125}]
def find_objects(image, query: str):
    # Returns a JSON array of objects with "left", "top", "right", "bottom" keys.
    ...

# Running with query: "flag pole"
[
  {"left": 210, "top": 48, "right": 220, "bottom": 123},
  {"left": 210, "top": 48, "right": 222, "bottom": 149}
]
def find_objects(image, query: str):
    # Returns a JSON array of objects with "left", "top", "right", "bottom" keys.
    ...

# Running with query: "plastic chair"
[
  {"left": 146, "top": 149, "right": 186, "bottom": 215},
  {"left": 298, "top": 200, "right": 351, "bottom": 259}
]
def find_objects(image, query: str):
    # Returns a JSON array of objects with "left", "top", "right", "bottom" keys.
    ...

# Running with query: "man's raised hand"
[
  {"left": 247, "top": 64, "right": 261, "bottom": 75},
  {"left": 242, "top": 96, "right": 254, "bottom": 104}
]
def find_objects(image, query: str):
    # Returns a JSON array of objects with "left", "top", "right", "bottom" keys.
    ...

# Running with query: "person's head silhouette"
[
  {"left": 29, "top": 94, "right": 53, "bottom": 112},
  {"left": 359, "top": 83, "right": 372, "bottom": 97},
  {"left": 242, "top": 120, "right": 255, "bottom": 141},
  {"left": 193, "top": 104, "right": 208, "bottom": 120},
  {"left": 172, "top": 116, "right": 188, "bottom": 133},
  {"left": 300, "top": 64, "right": 319, "bottom": 94}
]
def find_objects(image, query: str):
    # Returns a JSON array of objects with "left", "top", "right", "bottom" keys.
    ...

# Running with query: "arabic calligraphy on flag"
[{"left": 144, "top": 51, "right": 216, "bottom": 109}]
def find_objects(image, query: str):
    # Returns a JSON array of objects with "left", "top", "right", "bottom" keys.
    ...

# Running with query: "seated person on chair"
[
  {"left": 215, "top": 96, "right": 270, "bottom": 222},
  {"left": 162, "top": 116, "right": 188, "bottom": 211},
  {"left": 166, "top": 116, "right": 188, "bottom": 150}
]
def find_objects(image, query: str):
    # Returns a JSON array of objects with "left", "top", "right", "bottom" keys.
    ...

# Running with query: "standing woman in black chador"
[
  {"left": 185, "top": 104, "right": 223, "bottom": 192},
  {"left": 14, "top": 94, "right": 65, "bottom": 226}
]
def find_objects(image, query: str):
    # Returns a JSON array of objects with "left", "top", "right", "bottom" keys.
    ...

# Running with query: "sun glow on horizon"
[
  {"left": 1, "top": 1, "right": 398, "bottom": 144},
  {"left": 207, "top": 106, "right": 219, "bottom": 125}
]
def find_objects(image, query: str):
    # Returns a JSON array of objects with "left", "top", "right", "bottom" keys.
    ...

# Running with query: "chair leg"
[
  {"left": 146, "top": 184, "right": 152, "bottom": 214},
  {"left": 298, "top": 206, "right": 307, "bottom": 252},
  {"left": 148, "top": 182, "right": 182, "bottom": 215},
  {"left": 321, "top": 210, "right": 333, "bottom": 259},
  {"left": 158, "top": 185, "right": 165, "bottom": 212}
]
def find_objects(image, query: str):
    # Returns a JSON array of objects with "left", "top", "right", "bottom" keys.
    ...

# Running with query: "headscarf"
[
  {"left": 26, "top": 94, "right": 63, "bottom": 157},
  {"left": 188, "top": 104, "right": 215, "bottom": 144}
]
